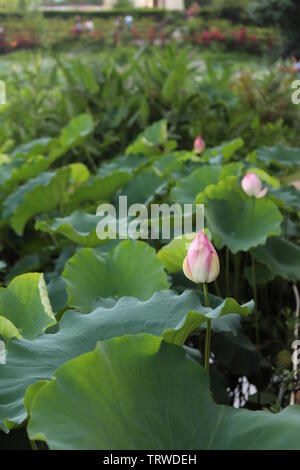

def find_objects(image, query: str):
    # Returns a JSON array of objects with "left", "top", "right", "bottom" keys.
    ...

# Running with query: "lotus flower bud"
[
  {"left": 183, "top": 231, "right": 220, "bottom": 284},
  {"left": 241, "top": 173, "right": 268, "bottom": 199},
  {"left": 194, "top": 135, "right": 206, "bottom": 154}
]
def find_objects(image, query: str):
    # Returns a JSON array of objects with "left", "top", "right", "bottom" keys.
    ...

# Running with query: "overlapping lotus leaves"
[
  {"left": 27, "top": 334, "right": 300, "bottom": 450},
  {"left": 126, "top": 119, "right": 168, "bottom": 155},
  {"left": 62, "top": 240, "right": 169, "bottom": 311},
  {"left": 253, "top": 237, "right": 300, "bottom": 282},
  {"left": 59, "top": 113, "right": 94, "bottom": 149},
  {"left": 152, "top": 152, "right": 188, "bottom": 177},
  {"left": 35, "top": 210, "right": 107, "bottom": 248},
  {"left": 10, "top": 138, "right": 53, "bottom": 159},
  {"left": 97, "top": 154, "right": 149, "bottom": 178},
  {"left": 65, "top": 171, "right": 132, "bottom": 212},
  {"left": 163, "top": 297, "right": 253, "bottom": 346},
  {"left": 3, "top": 168, "right": 71, "bottom": 235},
  {"left": 269, "top": 186, "right": 300, "bottom": 215},
  {"left": 203, "top": 138, "right": 244, "bottom": 162},
  {"left": 0, "top": 290, "right": 252, "bottom": 429},
  {"left": 197, "top": 181, "right": 282, "bottom": 253},
  {"left": 116, "top": 169, "right": 165, "bottom": 206},
  {"left": 0, "top": 154, "right": 50, "bottom": 193},
  {"left": 0, "top": 273, "right": 55, "bottom": 341},
  {"left": 157, "top": 233, "right": 197, "bottom": 273},
  {"left": 0, "top": 114, "right": 94, "bottom": 194},
  {"left": 171, "top": 163, "right": 242, "bottom": 204},
  {"left": 256, "top": 146, "right": 300, "bottom": 168},
  {"left": 171, "top": 165, "right": 221, "bottom": 204}
]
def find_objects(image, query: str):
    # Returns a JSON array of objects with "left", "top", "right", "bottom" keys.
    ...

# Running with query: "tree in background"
[
  {"left": 213, "top": 0, "right": 251, "bottom": 23},
  {"left": 249, "top": 0, "right": 300, "bottom": 53}
]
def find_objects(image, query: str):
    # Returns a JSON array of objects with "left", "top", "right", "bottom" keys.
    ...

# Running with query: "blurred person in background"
[
  {"left": 84, "top": 20, "right": 95, "bottom": 36},
  {"left": 124, "top": 15, "right": 134, "bottom": 30},
  {"left": 113, "top": 16, "right": 122, "bottom": 46},
  {"left": 280, "top": 52, "right": 300, "bottom": 76},
  {"left": 73, "top": 15, "right": 83, "bottom": 36}
]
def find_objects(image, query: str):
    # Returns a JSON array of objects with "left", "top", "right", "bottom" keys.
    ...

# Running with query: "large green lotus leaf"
[
  {"left": 170, "top": 163, "right": 242, "bottom": 204},
  {"left": 59, "top": 113, "right": 94, "bottom": 149},
  {"left": 98, "top": 154, "right": 149, "bottom": 178},
  {"left": 197, "top": 181, "right": 282, "bottom": 253},
  {"left": 0, "top": 114, "right": 92, "bottom": 193},
  {"left": 269, "top": 186, "right": 300, "bottom": 215},
  {"left": 27, "top": 334, "right": 300, "bottom": 450},
  {"left": 204, "top": 138, "right": 244, "bottom": 162},
  {"left": 0, "top": 290, "right": 251, "bottom": 429},
  {"left": 3, "top": 168, "right": 71, "bottom": 235},
  {"left": 256, "top": 146, "right": 300, "bottom": 168},
  {"left": 253, "top": 237, "right": 300, "bottom": 282},
  {"left": 65, "top": 171, "right": 131, "bottom": 211},
  {"left": 0, "top": 273, "right": 55, "bottom": 341},
  {"left": 126, "top": 120, "right": 168, "bottom": 155},
  {"left": 63, "top": 240, "right": 169, "bottom": 311},
  {"left": 157, "top": 233, "right": 197, "bottom": 273},
  {"left": 116, "top": 170, "right": 165, "bottom": 206},
  {"left": 152, "top": 152, "right": 186, "bottom": 178},
  {"left": 0, "top": 154, "right": 50, "bottom": 193},
  {"left": 163, "top": 297, "right": 253, "bottom": 346},
  {"left": 35, "top": 210, "right": 108, "bottom": 248},
  {"left": 45, "top": 246, "right": 74, "bottom": 313},
  {"left": 10, "top": 138, "right": 53, "bottom": 159},
  {"left": 171, "top": 165, "right": 221, "bottom": 204}
]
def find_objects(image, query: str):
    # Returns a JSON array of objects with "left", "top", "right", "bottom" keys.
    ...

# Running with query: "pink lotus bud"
[
  {"left": 241, "top": 173, "right": 268, "bottom": 199},
  {"left": 183, "top": 231, "right": 220, "bottom": 284},
  {"left": 194, "top": 135, "right": 206, "bottom": 154}
]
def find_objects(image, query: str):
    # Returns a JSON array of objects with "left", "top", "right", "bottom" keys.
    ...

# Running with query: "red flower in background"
[
  {"left": 234, "top": 27, "right": 248, "bottom": 44},
  {"left": 211, "top": 29, "right": 224, "bottom": 41},
  {"left": 201, "top": 30, "right": 212, "bottom": 44},
  {"left": 147, "top": 26, "right": 156, "bottom": 42},
  {"left": 131, "top": 27, "right": 140, "bottom": 39}
]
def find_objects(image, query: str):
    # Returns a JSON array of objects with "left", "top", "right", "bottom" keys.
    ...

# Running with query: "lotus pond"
[{"left": 0, "top": 45, "right": 300, "bottom": 451}]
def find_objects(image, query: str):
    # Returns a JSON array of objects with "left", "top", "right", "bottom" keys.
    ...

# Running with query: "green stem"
[
  {"left": 203, "top": 283, "right": 211, "bottom": 374},
  {"left": 233, "top": 253, "right": 240, "bottom": 302},
  {"left": 251, "top": 252, "right": 260, "bottom": 349},
  {"left": 214, "top": 280, "right": 222, "bottom": 298},
  {"left": 226, "top": 247, "right": 230, "bottom": 297},
  {"left": 203, "top": 282, "right": 210, "bottom": 307}
]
